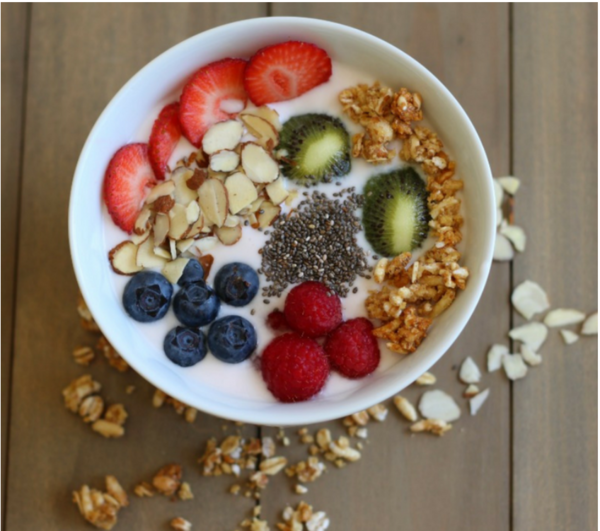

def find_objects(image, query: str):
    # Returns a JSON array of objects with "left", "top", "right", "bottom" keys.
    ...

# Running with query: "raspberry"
[
  {"left": 284, "top": 281, "right": 342, "bottom": 337},
  {"left": 261, "top": 333, "right": 329, "bottom": 402},
  {"left": 266, "top": 309, "right": 289, "bottom": 331},
  {"left": 324, "top": 318, "right": 380, "bottom": 379}
]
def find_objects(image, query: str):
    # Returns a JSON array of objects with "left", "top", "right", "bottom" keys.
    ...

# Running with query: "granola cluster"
[
  {"left": 339, "top": 83, "right": 423, "bottom": 163},
  {"left": 277, "top": 501, "right": 330, "bottom": 531},
  {"left": 152, "top": 388, "right": 198, "bottom": 423},
  {"left": 72, "top": 476, "right": 128, "bottom": 530},
  {"left": 366, "top": 247, "right": 469, "bottom": 353}
]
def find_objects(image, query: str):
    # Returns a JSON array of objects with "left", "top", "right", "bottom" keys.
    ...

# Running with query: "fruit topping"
[
  {"left": 173, "top": 281, "right": 220, "bottom": 327},
  {"left": 362, "top": 167, "right": 430, "bottom": 256},
  {"left": 244, "top": 41, "right": 332, "bottom": 106},
  {"left": 324, "top": 318, "right": 380, "bottom": 379},
  {"left": 178, "top": 258, "right": 205, "bottom": 286},
  {"left": 207, "top": 315, "right": 257, "bottom": 363},
  {"left": 240, "top": 143, "right": 279, "bottom": 184},
  {"left": 149, "top": 103, "right": 182, "bottom": 179},
  {"left": 214, "top": 263, "right": 259, "bottom": 307},
  {"left": 103, "top": 143, "right": 157, "bottom": 233},
  {"left": 278, "top": 114, "right": 350, "bottom": 186},
  {"left": 260, "top": 333, "right": 329, "bottom": 403},
  {"left": 202, "top": 119, "right": 244, "bottom": 155},
  {"left": 122, "top": 271, "right": 173, "bottom": 323},
  {"left": 179, "top": 58, "right": 247, "bottom": 147},
  {"left": 284, "top": 281, "right": 342, "bottom": 337},
  {"left": 163, "top": 326, "right": 207, "bottom": 367},
  {"left": 266, "top": 309, "right": 289, "bottom": 331},
  {"left": 109, "top": 241, "right": 142, "bottom": 275}
]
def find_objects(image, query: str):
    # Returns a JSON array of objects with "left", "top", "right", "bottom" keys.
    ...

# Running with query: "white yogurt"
[{"left": 102, "top": 61, "right": 465, "bottom": 402}]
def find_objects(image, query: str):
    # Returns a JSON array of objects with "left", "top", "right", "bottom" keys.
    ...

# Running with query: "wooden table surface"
[{"left": 2, "top": 4, "right": 597, "bottom": 530}]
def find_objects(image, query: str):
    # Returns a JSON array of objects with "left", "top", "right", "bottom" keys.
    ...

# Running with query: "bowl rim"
[{"left": 69, "top": 16, "right": 495, "bottom": 426}]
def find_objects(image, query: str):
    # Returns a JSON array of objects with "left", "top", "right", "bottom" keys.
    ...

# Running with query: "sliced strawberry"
[
  {"left": 149, "top": 102, "right": 182, "bottom": 179},
  {"left": 244, "top": 41, "right": 332, "bottom": 106},
  {"left": 179, "top": 58, "right": 248, "bottom": 147},
  {"left": 103, "top": 143, "right": 156, "bottom": 233}
]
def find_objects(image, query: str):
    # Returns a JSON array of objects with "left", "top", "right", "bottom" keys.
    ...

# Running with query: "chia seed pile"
[{"left": 259, "top": 189, "right": 370, "bottom": 298}]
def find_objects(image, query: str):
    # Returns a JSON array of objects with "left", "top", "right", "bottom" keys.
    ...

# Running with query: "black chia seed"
[{"left": 259, "top": 189, "right": 369, "bottom": 298}]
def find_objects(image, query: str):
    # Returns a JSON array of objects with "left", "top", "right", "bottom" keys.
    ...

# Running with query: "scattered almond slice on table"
[
  {"left": 469, "top": 388, "right": 490, "bottom": 415},
  {"left": 509, "top": 322, "right": 548, "bottom": 352},
  {"left": 493, "top": 233, "right": 515, "bottom": 261},
  {"left": 543, "top": 308, "right": 586, "bottom": 328},
  {"left": 459, "top": 357, "right": 481, "bottom": 384},
  {"left": 560, "top": 330, "right": 579, "bottom": 345},
  {"left": 463, "top": 384, "right": 480, "bottom": 398},
  {"left": 487, "top": 344, "right": 509, "bottom": 372},
  {"left": 521, "top": 344, "right": 542, "bottom": 365},
  {"left": 502, "top": 354, "right": 528, "bottom": 380},
  {"left": 418, "top": 390, "right": 461, "bottom": 422},
  {"left": 500, "top": 224, "right": 526, "bottom": 252},
  {"left": 511, "top": 280, "right": 550, "bottom": 320},
  {"left": 497, "top": 176, "right": 521, "bottom": 195},
  {"left": 581, "top": 312, "right": 598, "bottom": 335}
]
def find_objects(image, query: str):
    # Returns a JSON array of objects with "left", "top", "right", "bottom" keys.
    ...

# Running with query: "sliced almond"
[
  {"left": 459, "top": 357, "right": 481, "bottom": 384},
  {"left": 543, "top": 308, "right": 586, "bottom": 328},
  {"left": 497, "top": 176, "right": 521, "bottom": 195},
  {"left": 185, "top": 200, "right": 201, "bottom": 225},
  {"left": 198, "top": 179, "right": 228, "bottom": 228},
  {"left": 240, "top": 114, "right": 279, "bottom": 150},
  {"left": 241, "top": 143, "right": 279, "bottom": 184},
  {"left": 162, "top": 258, "right": 190, "bottom": 284},
  {"left": 241, "top": 106, "right": 282, "bottom": 131},
  {"left": 172, "top": 167, "right": 197, "bottom": 206},
  {"left": 224, "top": 172, "right": 258, "bottom": 214},
  {"left": 511, "top": 280, "right": 550, "bottom": 320},
  {"left": 493, "top": 179, "right": 504, "bottom": 209},
  {"left": 521, "top": 344, "right": 542, "bottom": 365},
  {"left": 194, "top": 236, "right": 219, "bottom": 254},
  {"left": 154, "top": 247, "right": 171, "bottom": 259},
  {"left": 199, "top": 254, "right": 214, "bottom": 278},
  {"left": 248, "top": 196, "right": 265, "bottom": 213},
  {"left": 508, "top": 322, "right": 548, "bottom": 351},
  {"left": 493, "top": 233, "right": 514, "bottom": 261},
  {"left": 176, "top": 238, "right": 195, "bottom": 254},
  {"left": 560, "top": 329, "right": 579, "bottom": 345},
  {"left": 145, "top": 180, "right": 175, "bottom": 205},
  {"left": 131, "top": 229, "right": 150, "bottom": 245},
  {"left": 169, "top": 239, "right": 177, "bottom": 260},
  {"left": 257, "top": 201, "right": 281, "bottom": 228},
  {"left": 134, "top": 206, "right": 152, "bottom": 235},
  {"left": 500, "top": 225, "right": 526, "bottom": 252},
  {"left": 581, "top": 312, "right": 598, "bottom": 335},
  {"left": 265, "top": 177, "right": 289, "bottom": 205},
  {"left": 248, "top": 213, "right": 259, "bottom": 229},
  {"left": 186, "top": 207, "right": 205, "bottom": 238},
  {"left": 109, "top": 241, "right": 142, "bottom": 275},
  {"left": 224, "top": 214, "right": 241, "bottom": 228},
  {"left": 153, "top": 213, "right": 170, "bottom": 246},
  {"left": 418, "top": 390, "right": 461, "bottom": 422},
  {"left": 469, "top": 388, "right": 490, "bottom": 416},
  {"left": 202, "top": 120, "right": 243, "bottom": 155},
  {"left": 168, "top": 203, "right": 190, "bottom": 240},
  {"left": 502, "top": 354, "right": 528, "bottom": 381},
  {"left": 214, "top": 225, "right": 242, "bottom": 246},
  {"left": 463, "top": 384, "right": 480, "bottom": 398},
  {"left": 210, "top": 149, "right": 240, "bottom": 173},
  {"left": 136, "top": 236, "right": 167, "bottom": 268},
  {"left": 487, "top": 344, "right": 509, "bottom": 372}
]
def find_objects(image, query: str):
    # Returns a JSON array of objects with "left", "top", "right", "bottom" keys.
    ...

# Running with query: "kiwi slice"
[
  {"left": 278, "top": 113, "right": 351, "bottom": 186},
  {"left": 362, "top": 168, "right": 431, "bottom": 256}
]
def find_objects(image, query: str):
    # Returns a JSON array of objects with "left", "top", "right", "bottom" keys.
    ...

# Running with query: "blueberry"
[
  {"left": 122, "top": 271, "right": 173, "bottom": 323},
  {"left": 173, "top": 281, "right": 220, "bottom": 327},
  {"left": 214, "top": 263, "right": 259, "bottom": 307},
  {"left": 178, "top": 259, "right": 204, "bottom": 286},
  {"left": 164, "top": 326, "right": 207, "bottom": 367},
  {"left": 208, "top": 316, "right": 257, "bottom": 363}
]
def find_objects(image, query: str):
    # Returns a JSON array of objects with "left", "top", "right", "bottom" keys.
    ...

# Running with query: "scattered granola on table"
[{"left": 72, "top": 476, "right": 127, "bottom": 530}]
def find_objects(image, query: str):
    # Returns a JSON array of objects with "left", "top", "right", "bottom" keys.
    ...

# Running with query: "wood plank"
[
  {"left": 262, "top": 4, "right": 511, "bottom": 530},
  {"left": 4, "top": 5, "right": 266, "bottom": 530},
  {"left": 512, "top": 5, "right": 598, "bottom": 530},
  {"left": 1, "top": 1, "right": 29, "bottom": 513}
]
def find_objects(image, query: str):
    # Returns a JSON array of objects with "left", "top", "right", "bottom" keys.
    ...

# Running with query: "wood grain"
[
  {"left": 1, "top": 2, "right": 29, "bottom": 513},
  {"left": 512, "top": 4, "right": 598, "bottom": 530},
  {"left": 262, "top": 4, "right": 512, "bottom": 530},
  {"left": 4, "top": 4, "right": 266, "bottom": 530}
]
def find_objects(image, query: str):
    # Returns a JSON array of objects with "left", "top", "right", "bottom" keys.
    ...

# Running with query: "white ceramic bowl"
[{"left": 69, "top": 17, "right": 495, "bottom": 426}]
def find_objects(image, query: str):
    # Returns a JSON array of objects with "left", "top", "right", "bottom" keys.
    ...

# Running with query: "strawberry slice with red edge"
[
  {"left": 179, "top": 58, "right": 248, "bottom": 147},
  {"left": 103, "top": 143, "right": 156, "bottom": 233},
  {"left": 244, "top": 41, "right": 332, "bottom": 106},
  {"left": 149, "top": 102, "right": 182, "bottom": 179}
]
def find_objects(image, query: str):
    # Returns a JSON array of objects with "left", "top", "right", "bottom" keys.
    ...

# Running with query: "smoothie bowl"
[{"left": 69, "top": 17, "right": 495, "bottom": 426}]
